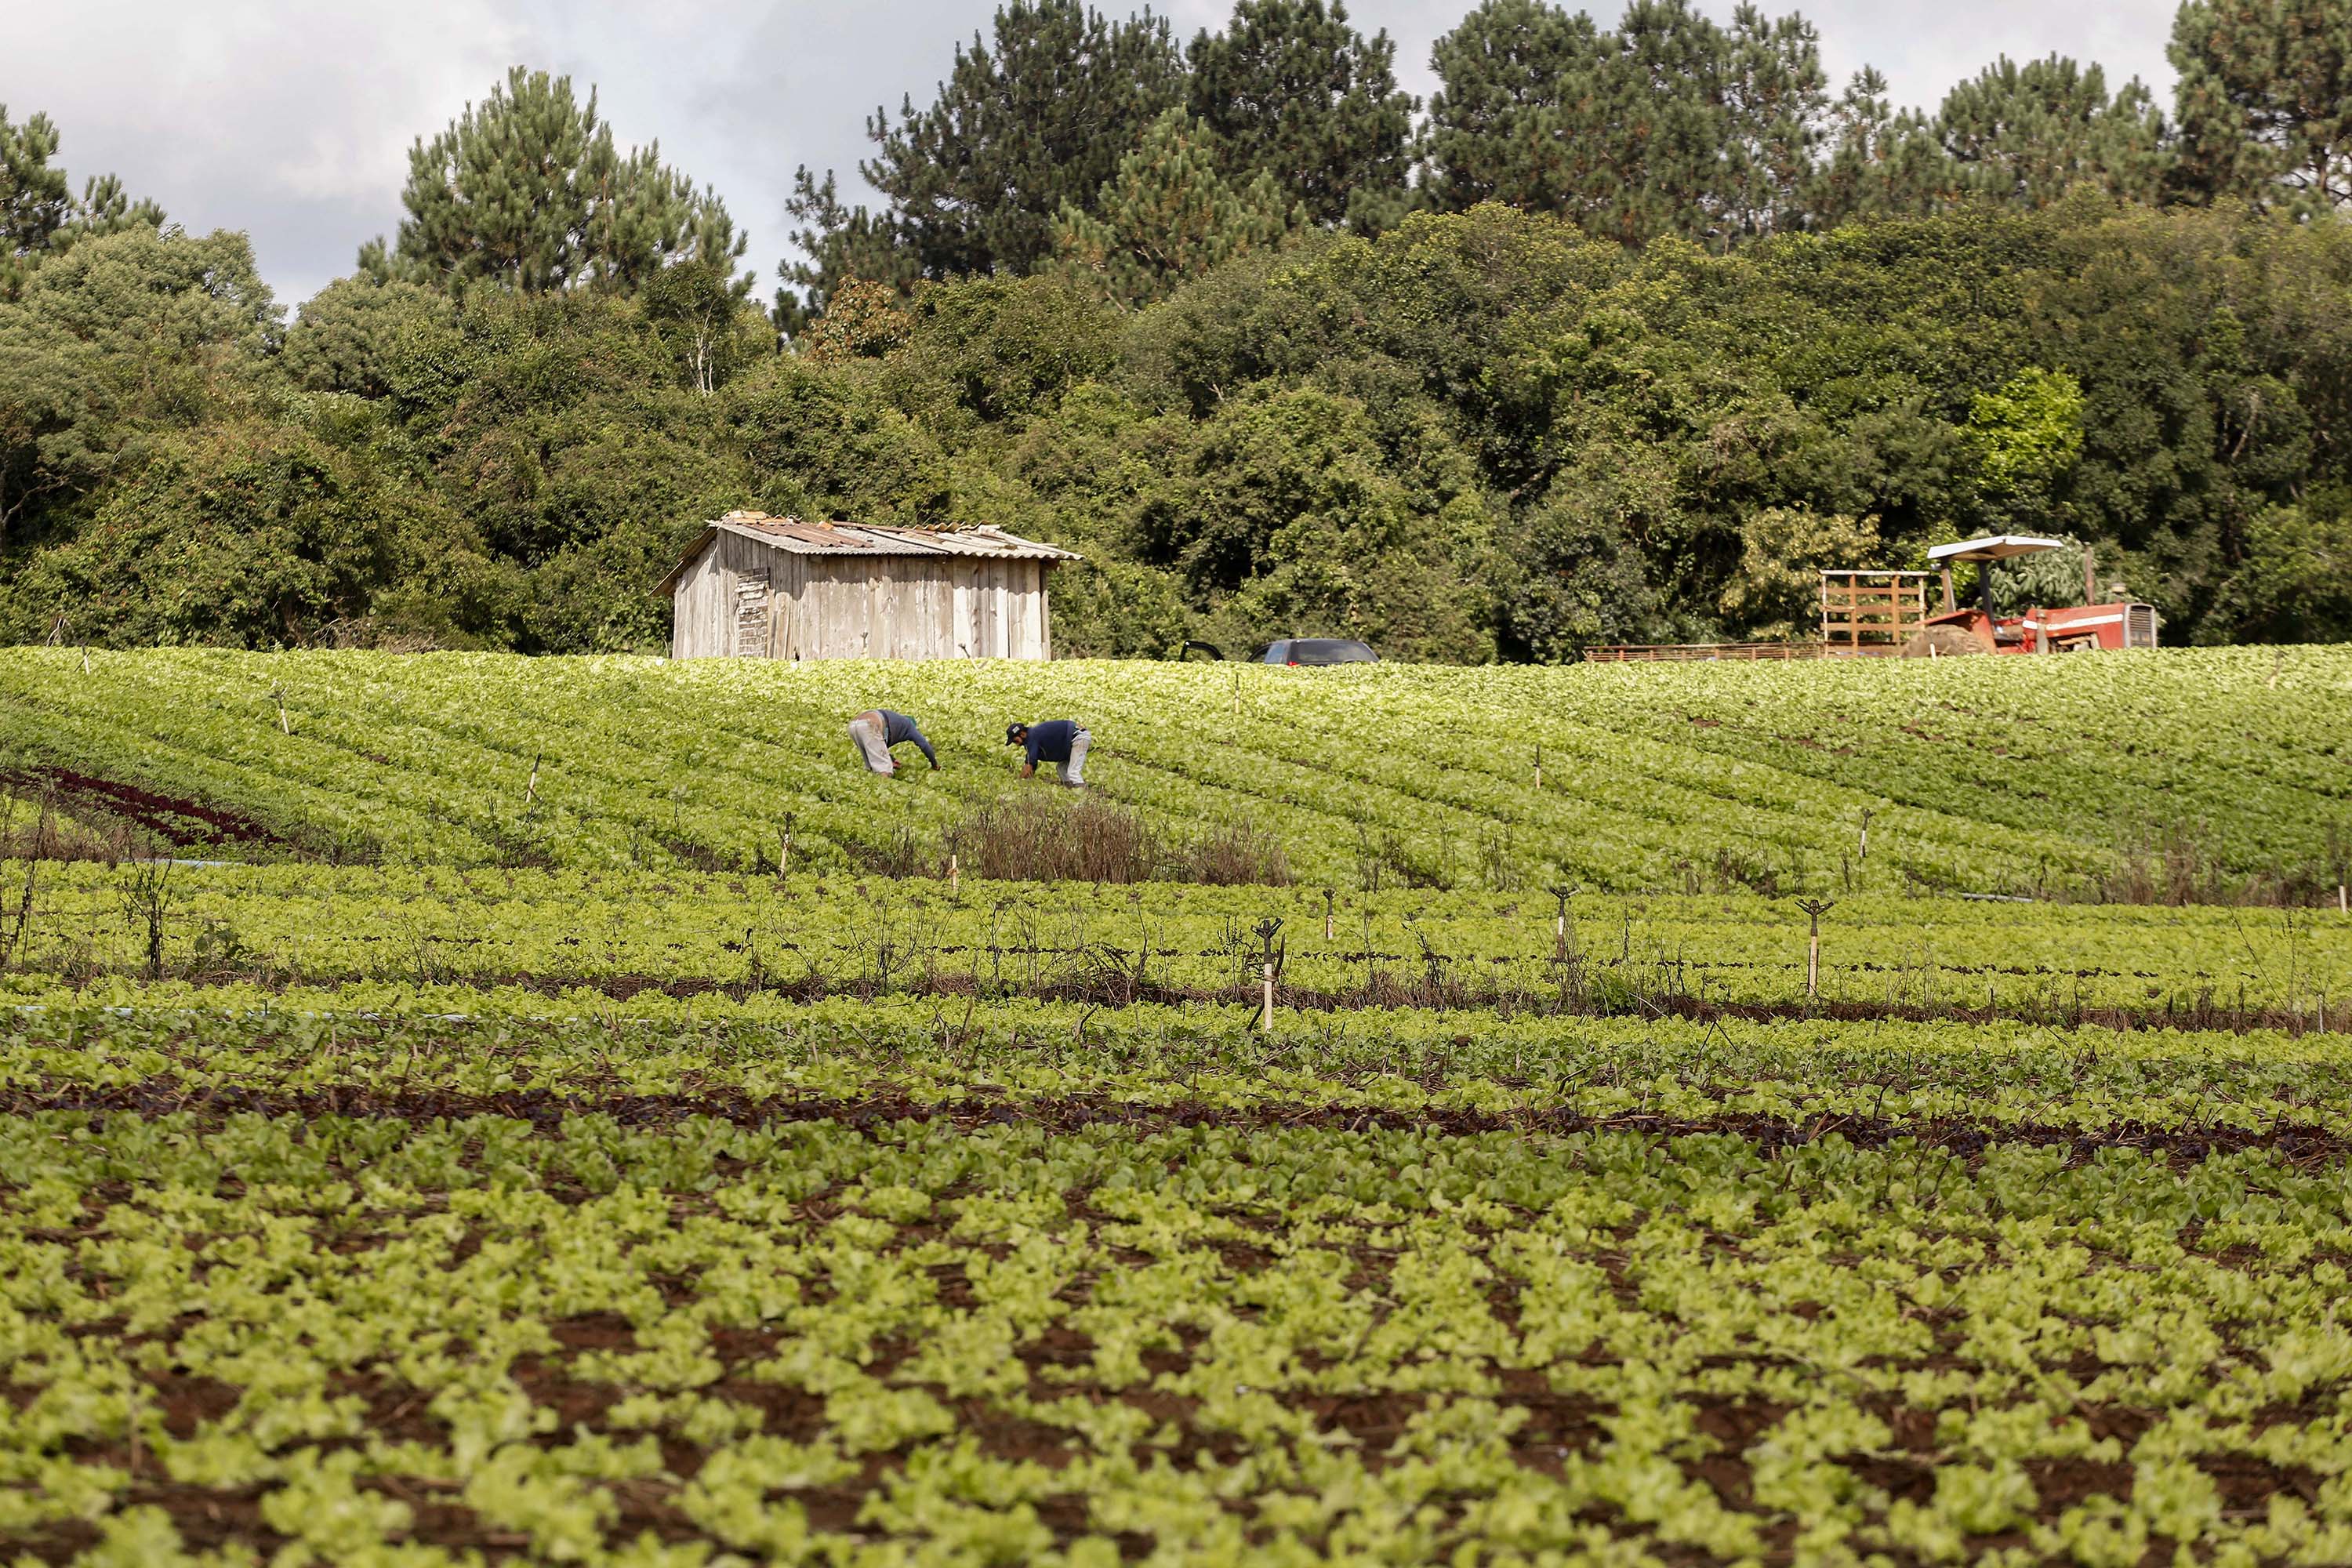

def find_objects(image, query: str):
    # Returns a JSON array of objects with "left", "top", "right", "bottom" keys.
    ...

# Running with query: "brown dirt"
[
  {"left": 655, "top": 835, "right": 728, "bottom": 873},
  {"left": 2, "top": 766, "right": 297, "bottom": 852},
  {"left": 7, "top": 1082, "right": 2347, "bottom": 1169}
]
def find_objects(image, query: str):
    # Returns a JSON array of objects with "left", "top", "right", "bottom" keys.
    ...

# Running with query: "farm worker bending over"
[
  {"left": 847, "top": 710, "right": 939, "bottom": 776},
  {"left": 1006, "top": 720, "right": 1089, "bottom": 787}
]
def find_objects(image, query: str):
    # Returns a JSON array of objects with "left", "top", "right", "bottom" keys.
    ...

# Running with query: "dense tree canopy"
[
  {"left": 6, "top": 5, "right": 2352, "bottom": 658},
  {"left": 779, "top": 0, "right": 2345, "bottom": 295},
  {"left": 0, "top": 227, "right": 274, "bottom": 550},
  {"left": 10, "top": 194, "right": 2352, "bottom": 655},
  {"left": 1419, "top": 0, "right": 1831, "bottom": 244}
]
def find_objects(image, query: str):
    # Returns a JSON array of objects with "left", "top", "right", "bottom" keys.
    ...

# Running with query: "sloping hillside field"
[
  {"left": 2, "top": 645, "right": 2347, "bottom": 894},
  {"left": 5, "top": 646, "right": 2352, "bottom": 1566}
]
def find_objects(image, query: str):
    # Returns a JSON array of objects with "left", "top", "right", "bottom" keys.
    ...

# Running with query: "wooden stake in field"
[
  {"left": 1534, "top": 744, "right": 1544, "bottom": 792},
  {"left": 1, "top": 812, "right": 45, "bottom": 970},
  {"left": 1323, "top": 889, "right": 1334, "bottom": 942},
  {"left": 1550, "top": 885, "right": 1574, "bottom": 958},
  {"left": 949, "top": 853, "right": 960, "bottom": 898},
  {"left": 272, "top": 688, "right": 291, "bottom": 735},
  {"left": 524, "top": 753, "right": 541, "bottom": 816},
  {"left": 2340, "top": 883, "right": 2347, "bottom": 915},
  {"left": 1796, "top": 898, "right": 1836, "bottom": 1000},
  {"left": 1857, "top": 808, "right": 1874, "bottom": 864},
  {"left": 777, "top": 813, "right": 795, "bottom": 885},
  {"left": 1254, "top": 916, "right": 1284, "bottom": 1035}
]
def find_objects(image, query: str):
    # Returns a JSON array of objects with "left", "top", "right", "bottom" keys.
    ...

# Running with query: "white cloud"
[
  {"left": 5, "top": 0, "right": 529, "bottom": 296},
  {"left": 1, "top": 0, "right": 2184, "bottom": 309}
]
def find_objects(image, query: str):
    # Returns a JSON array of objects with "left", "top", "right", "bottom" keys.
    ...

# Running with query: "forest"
[{"left": 2, "top": 0, "right": 2349, "bottom": 659}]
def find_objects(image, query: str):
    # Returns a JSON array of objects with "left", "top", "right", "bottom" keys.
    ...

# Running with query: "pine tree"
[
  {"left": 2169, "top": 0, "right": 2352, "bottom": 214},
  {"left": 1579, "top": 0, "right": 1734, "bottom": 244},
  {"left": 67, "top": 174, "right": 165, "bottom": 239},
  {"left": 1183, "top": 0, "right": 1416, "bottom": 230},
  {"left": 365, "top": 67, "right": 749, "bottom": 297},
  {"left": 1, "top": 108, "right": 72, "bottom": 268},
  {"left": 1421, "top": 0, "right": 1609, "bottom": 215},
  {"left": 2, "top": 105, "right": 164, "bottom": 296},
  {"left": 782, "top": 0, "right": 1184, "bottom": 314},
  {"left": 773, "top": 171, "right": 921, "bottom": 332},
  {"left": 1051, "top": 109, "right": 1301, "bottom": 305},
  {"left": 1411, "top": 0, "right": 1835, "bottom": 245},
  {"left": 1700, "top": 2, "right": 1835, "bottom": 241},
  {"left": 1935, "top": 54, "right": 2170, "bottom": 207},
  {"left": 1422, "top": 0, "right": 1830, "bottom": 247},
  {"left": 1806, "top": 70, "right": 1952, "bottom": 226}
]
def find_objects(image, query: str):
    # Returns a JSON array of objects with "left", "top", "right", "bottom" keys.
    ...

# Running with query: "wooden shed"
[{"left": 660, "top": 512, "right": 1080, "bottom": 661}]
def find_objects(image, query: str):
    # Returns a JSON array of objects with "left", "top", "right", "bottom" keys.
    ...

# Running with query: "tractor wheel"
[{"left": 1901, "top": 625, "right": 1988, "bottom": 658}]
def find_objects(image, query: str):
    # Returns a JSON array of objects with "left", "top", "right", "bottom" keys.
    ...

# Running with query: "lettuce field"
[
  {"left": 3, "top": 862, "right": 2348, "bottom": 1022},
  {"left": 4, "top": 645, "right": 2349, "bottom": 895},
  {"left": 4, "top": 646, "right": 2352, "bottom": 1565}
]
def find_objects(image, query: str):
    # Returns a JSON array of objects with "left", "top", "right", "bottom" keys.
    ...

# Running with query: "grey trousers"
[
  {"left": 848, "top": 717, "right": 895, "bottom": 775},
  {"left": 1057, "top": 728, "right": 1090, "bottom": 786}
]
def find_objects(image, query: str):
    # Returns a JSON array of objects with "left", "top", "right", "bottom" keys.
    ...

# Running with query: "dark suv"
[{"left": 1254, "top": 637, "right": 1379, "bottom": 666}]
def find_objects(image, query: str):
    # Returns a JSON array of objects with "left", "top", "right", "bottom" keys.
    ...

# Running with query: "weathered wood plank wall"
[
  {"left": 673, "top": 538, "right": 1054, "bottom": 660},
  {"left": 670, "top": 547, "right": 728, "bottom": 658}
]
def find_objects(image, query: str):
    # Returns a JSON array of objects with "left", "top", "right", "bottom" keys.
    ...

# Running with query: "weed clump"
[{"left": 948, "top": 793, "right": 1289, "bottom": 886}]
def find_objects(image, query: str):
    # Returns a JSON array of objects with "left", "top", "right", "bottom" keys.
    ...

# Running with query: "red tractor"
[
  {"left": 1585, "top": 536, "right": 2161, "bottom": 662},
  {"left": 1907, "top": 536, "right": 2158, "bottom": 655}
]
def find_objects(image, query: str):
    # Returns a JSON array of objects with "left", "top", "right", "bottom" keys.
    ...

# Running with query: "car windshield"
[{"left": 1287, "top": 639, "right": 1377, "bottom": 665}]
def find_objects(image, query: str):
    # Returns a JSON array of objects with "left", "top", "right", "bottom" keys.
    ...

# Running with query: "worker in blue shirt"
[
  {"left": 848, "top": 710, "right": 939, "bottom": 776},
  {"left": 1005, "top": 720, "right": 1089, "bottom": 787}
]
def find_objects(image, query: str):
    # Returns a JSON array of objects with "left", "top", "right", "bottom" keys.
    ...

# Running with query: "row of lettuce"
[
  {"left": 9, "top": 994, "right": 2351, "bottom": 1133},
  {"left": 5, "top": 859, "right": 2345, "bottom": 1015}
]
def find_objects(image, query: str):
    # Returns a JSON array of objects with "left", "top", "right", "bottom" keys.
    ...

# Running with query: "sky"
[{"left": 4, "top": 0, "right": 2185, "bottom": 310}]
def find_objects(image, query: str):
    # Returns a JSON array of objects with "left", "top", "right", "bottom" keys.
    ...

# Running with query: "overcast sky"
[{"left": 5, "top": 0, "right": 2183, "bottom": 310}]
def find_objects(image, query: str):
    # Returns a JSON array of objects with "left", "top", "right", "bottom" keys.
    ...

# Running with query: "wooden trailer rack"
[{"left": 1819, "top": 570, "right": 1932, "bottom": 653}]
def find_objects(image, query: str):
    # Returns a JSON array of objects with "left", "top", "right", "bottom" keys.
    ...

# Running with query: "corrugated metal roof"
[
  {"left": 713, "top": 511, "right": 1078, "bottom": 560},
  {"left": 657, "top": 512, "right": 1080, "bottom": 595}
]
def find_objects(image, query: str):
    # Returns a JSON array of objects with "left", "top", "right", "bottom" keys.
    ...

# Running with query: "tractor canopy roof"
[{"left": 1926, "top": 535, "right": 2067, "bottom": 564}]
